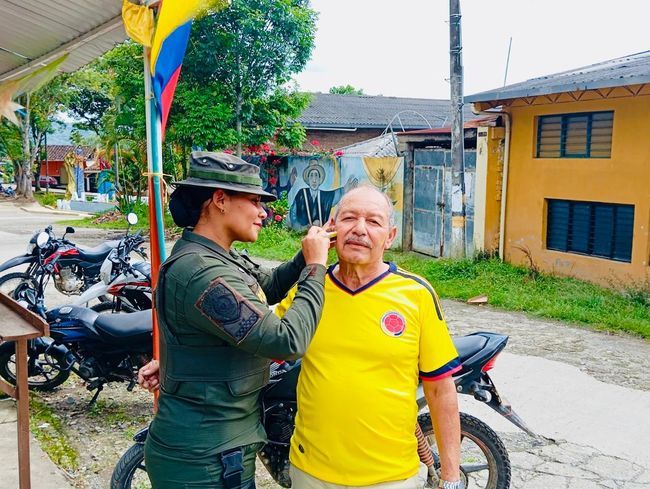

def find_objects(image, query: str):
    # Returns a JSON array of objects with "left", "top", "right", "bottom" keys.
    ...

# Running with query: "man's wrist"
[{"left": 438, "top": 480, "right": 464, "bottom": 489}]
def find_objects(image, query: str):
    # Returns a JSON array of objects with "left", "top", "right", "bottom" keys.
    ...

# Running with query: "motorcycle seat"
[
  {"left": 77, "top": 240, "right": 120, "bottom": 262},
  {"left": 93, "top": 310, "right": 152, "bottom": 342},
  {"left": 453, "top": 335, "right": 488, "bottom": 363}
]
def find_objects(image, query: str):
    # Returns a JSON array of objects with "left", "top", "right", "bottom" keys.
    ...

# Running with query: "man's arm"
[{"left": 423, "top": 376, "right": 461, "bottom": 483}]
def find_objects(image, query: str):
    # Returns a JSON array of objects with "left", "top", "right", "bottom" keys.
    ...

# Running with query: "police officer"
[{"left": 144, "top": 151, "right": 330, "bottom": 489}]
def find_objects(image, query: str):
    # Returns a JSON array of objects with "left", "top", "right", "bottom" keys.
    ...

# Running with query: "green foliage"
[
  {"left": 266, "top": 191, "right": 290, "bottom": 226},
  {"left": 185, "top": 0, "right": 317, "bottom": 149},
  {"left": 34, "top": 191, "right": 58, "bottom": 208},
  {"left": 329, "top": 85, "right": 365, "bottom": 95}
]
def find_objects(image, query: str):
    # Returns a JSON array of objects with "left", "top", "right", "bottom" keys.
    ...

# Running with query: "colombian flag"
[{"left": 150, "top": 0, "right": 228, "bottom": 136}]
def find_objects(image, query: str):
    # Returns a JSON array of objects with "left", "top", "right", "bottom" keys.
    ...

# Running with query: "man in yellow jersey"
[
  {"left": 139, "top": 185, "right": 463, "bottom": 489},
  {"left": 276, "top": 186, "right": 463, "bottom": 489}
]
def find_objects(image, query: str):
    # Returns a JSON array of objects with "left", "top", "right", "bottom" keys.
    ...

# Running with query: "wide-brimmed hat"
[
  {"left": 302, "top": 160, "right": 325, "bottom": 185},
  {"left": 173, "top": 151, "right": 276, "bottom": 202}
]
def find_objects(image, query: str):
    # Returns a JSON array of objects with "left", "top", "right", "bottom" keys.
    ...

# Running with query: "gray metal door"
[{"left": 412, "top": 150, "right": 446, "bottom": 256}]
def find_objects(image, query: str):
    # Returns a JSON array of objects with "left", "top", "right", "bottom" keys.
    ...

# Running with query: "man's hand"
[{"left": 138, "top": 359, "right": 160, "bottom": 392}]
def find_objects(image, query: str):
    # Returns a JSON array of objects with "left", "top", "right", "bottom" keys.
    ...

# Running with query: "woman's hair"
[{"left": 169, "top": 186, "right": 217, "bottom": 228}]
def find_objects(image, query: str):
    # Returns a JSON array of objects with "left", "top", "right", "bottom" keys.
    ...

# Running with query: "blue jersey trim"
[
  {"left": 327, "top": 262, "right": 397, "bottom": 296},
  {"left": 420, "top": 357, "right": 462, "bottom": 379},
  {"left": 391, "top": 268, "right": 443, "bottom": 321}
]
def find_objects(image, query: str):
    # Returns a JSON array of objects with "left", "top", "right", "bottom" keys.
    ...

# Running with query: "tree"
[
  {"left": 11, "top": 76, "right": 70, "bottom": 198},
  {"left": 329, "top": 85, "right": 364, "bottom": 95},
  {"left": 185, "top": 0, "right": 317, "bottom": 155}
]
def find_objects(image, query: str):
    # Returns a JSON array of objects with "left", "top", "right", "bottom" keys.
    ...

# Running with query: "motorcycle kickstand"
[{"left": 87, "top": 385, "right": 104, "bottom": 409}]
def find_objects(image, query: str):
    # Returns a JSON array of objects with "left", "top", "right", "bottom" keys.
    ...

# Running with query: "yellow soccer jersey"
[{"left": 275, "top": 262, "right": 460, "bottom": 486}]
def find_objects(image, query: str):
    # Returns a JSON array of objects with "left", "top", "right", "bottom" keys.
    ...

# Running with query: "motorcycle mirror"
[
  {"left": 66, "top": 226, "right": 75, "bottom": 234},
  {"left": 126, "top": 213, "right": 138, "bottom": 226},
  {"left": 36, "top": 231, "right": 49, "bottom": 248}
]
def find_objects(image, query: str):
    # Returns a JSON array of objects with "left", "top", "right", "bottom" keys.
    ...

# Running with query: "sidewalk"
[{"left": 0, "top": 399, "right": 73, "bottom": 489}]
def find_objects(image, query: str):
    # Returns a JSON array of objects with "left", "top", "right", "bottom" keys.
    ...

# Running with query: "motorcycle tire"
[
  {"left": 418, "top": 412, "right": 511, "bottom": 489},
  {"left": 0, "top": 272, "right": 38, "bottom": 301},
  {"left": 0, "top": 341, "right": 70, "bottom": 392},
  {"left": 110, "top": 442, "right": 149, "bottom": 489}
]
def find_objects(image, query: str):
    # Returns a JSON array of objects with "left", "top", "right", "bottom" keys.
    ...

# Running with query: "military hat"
[{"left": 173, "top": 151, "right": 276, "bottom": 202}]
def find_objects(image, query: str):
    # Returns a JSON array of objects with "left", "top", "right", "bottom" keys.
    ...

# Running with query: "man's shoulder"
[{"left": 390, "top": 266, "right": 443, "bottom": 321}]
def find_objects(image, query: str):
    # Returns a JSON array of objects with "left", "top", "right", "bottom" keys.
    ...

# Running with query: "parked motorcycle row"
[{"left": 0, "top": 216, "right": 535, "bottom": 489}]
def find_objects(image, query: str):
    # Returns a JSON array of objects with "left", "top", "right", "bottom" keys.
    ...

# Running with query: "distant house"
[
  {"left": 297, "top": 93, "right": 477, "bottom": 151},
  {"left": 465, "top": 51, "right": 650, "bottom": 284},
  {"left": 38, "top": 145, "right": 94, "bottom": 187}
]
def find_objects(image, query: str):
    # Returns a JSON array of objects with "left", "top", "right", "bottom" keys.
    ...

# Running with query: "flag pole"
[{"left": 143, "top": 45, "right": 166, "bottom": 401}]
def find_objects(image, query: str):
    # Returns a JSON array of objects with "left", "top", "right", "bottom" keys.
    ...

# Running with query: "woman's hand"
[
  {"left": 301, "top": 226, "right": 332, "bottom": 266},
  {"left": 138, "top": 359, "right": 160, "bottom": 393}
]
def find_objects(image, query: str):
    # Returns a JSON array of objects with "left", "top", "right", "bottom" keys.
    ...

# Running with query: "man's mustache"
[{"left": 344, "top": 237, "right": 372, "bottom": 248}]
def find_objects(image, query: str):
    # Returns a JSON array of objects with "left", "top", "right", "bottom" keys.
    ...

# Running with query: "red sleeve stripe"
[{"left": 419, "top": 358, "right": 462, "bottom": 381}]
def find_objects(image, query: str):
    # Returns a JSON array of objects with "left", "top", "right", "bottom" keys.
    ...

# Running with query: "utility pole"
[
  {"left": 44, "top": 131, "right": 49, "bottom": 193},
  {"left": 449, "top": 0, "right": 467, "bottom": 257}
]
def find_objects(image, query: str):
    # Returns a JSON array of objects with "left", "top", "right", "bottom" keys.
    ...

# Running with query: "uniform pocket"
[{"left": 227, "top": 370, "right": 268, "bottom": 397}]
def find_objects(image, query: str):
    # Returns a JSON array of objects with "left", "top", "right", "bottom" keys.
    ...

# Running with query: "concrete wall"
[{"left": 500, "top": 92, "right": 650, "bottom": 284}]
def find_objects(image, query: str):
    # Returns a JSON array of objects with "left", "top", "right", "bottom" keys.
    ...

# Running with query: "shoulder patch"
[
  {"left": 393, "top": 268, "right": 443, "bottom": 321},
  {"left": 195, "top": 278, "right": 264, "bottom": 344}
]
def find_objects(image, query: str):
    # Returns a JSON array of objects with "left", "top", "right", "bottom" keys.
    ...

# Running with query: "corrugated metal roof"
[
  {"left": 0, "top": 0, "right": 126, "bottom": 81},
  {"left": 466, "top": 51, "right": 650, "bottom": 104},
  {"left": 298, "top": 93, "right": 478, "bottom": 130}
]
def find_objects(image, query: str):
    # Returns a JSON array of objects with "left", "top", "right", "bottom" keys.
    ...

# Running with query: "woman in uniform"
[{"left": 144, "top": 151, "right": 331, "bottom": 489}]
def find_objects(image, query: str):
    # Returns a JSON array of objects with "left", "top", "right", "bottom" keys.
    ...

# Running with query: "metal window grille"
[
  {"left": 536, "top": 111, "right": 613, "bottom": 158},
  {"left": 546, "top": 199, "right": 634, "bottom": 262}
]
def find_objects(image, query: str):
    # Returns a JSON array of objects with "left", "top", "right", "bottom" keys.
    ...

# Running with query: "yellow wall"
[
  {"left": 474, "top": 126, "right": 504, "bottom": 254},
  {"left": 502, "top": 94, "right": 650, "bottom": 284}
]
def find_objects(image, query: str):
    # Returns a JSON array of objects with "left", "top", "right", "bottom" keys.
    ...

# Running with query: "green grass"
[
  {"left": 33, "top": 191, "right": 59, "bottom": 208},
  {"left": 29, "top": 395, "right": 79, "bottom": 471}
]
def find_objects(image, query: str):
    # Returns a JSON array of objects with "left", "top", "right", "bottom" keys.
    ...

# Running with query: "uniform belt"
[{"left": 164, "top": 343, "right": 269, "bottom": 382}]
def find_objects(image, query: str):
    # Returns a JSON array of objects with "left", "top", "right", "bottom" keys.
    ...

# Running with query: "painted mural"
[{"left": 254, "top": 154, "right": 405, "bottom": 244}]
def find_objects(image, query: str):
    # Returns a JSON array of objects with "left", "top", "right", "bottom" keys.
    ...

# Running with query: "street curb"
[{"left": 19, "top": 206, "right": 91, "bottom": 217}]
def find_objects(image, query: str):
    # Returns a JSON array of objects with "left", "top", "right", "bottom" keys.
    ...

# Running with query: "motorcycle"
[
  {"left": 0, "top": 227, "right": 153, "bottom": 403},
  {"left": 71, "top": 230, "right": 151, "bottom": 313},
  {"left": 110, "top": 332, "right": 534, "bottom": 489},
  {"left": 0, "top": 304, "right": 153, "bottom": 403},
  {"left": 0, "top": 213, "right": 146, "bottom": 305}
]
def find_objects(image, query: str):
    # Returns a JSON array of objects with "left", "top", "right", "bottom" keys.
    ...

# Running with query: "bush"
[{"left": 36, "top": 192, "right": 58, "bottom": 208}]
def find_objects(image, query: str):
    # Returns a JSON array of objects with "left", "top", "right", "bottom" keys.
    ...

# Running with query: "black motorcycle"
[
  {"left": 0, "top": 214, "right": 145, "bottom": 300},
  {"left": 110, "top": 332, "right": 534, "bottom": 489},
  {"left": 0, "top": 305, "right": 153, "bottom": 403}
]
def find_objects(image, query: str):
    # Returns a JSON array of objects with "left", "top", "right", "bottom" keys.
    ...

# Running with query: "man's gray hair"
[{"left": 334, "top": 184, "right": 396, "bottom": 227}]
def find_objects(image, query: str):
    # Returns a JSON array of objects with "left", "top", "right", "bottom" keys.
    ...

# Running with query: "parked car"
[{"left": 38, "top": 175, "right": 58, "bottom": 188}]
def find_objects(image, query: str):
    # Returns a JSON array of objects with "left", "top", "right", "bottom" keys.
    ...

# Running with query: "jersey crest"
[{"left": 380, "top": 311, "right": 406, "bottom": 337}]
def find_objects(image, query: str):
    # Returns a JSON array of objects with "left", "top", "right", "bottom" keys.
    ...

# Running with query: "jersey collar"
[{"left": 327, "top": 262, "right": 397, "bottom": 296}]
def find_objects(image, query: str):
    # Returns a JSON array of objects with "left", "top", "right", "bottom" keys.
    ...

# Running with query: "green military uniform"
[{"left": 145, "top": 152, "right": 327, "bottom": 488}]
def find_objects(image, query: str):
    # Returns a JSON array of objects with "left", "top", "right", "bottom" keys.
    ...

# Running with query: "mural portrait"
[{"left": 288, "top": 158, "right": 358, "bottom": 230}]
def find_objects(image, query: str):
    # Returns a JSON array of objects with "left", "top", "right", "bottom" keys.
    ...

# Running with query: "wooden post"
[
  {"left": 401, "top": 146, "right": 414, "bottom": 252},
  {"left": 0, "top": 293, "right": 49, "bottom": 489}
]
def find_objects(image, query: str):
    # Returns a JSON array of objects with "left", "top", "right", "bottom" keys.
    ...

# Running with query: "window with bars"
[
  {"left": 546, "top": 199, "right": 634, "bottom": 262},
  {"left": 536, "top": 111, "right": 613, "bottom": 158}
]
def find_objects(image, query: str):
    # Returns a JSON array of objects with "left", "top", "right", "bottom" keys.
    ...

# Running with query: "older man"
[
  {"left": 277, "top": 186, "right": 462, "bottom": 489},
  {"left": 140, "top": 186, "right": 463, "bottom": 489}
]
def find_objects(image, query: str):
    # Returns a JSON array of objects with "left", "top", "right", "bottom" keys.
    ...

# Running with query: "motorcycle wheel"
[
  {"left": 418, "top": 412, "right": 511, "bottom": 489},
  {"left": 0, "top": 272, "right": 38, "bottom": 301},
  {"left": 0, "top": 341, "right": 70, "bottom": 392},
  {"left": 110, "top": 442, "right": 150, "bottom": 489}
]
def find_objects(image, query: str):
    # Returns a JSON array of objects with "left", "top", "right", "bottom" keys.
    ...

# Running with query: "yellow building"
[{"left": 466, "top": 51, "right": 650, "bottom": 285}]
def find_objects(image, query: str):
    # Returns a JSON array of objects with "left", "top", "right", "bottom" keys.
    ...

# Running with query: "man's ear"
[
  {"left": 384, "top": 226, "right": 398, "bottom": 250},
  {"left": 326, "top": 216, "right": 335, "bottom": 230}
]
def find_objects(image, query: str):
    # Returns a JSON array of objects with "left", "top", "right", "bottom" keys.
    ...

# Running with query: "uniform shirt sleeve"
[
  {"left": 273, "top": 285, "right": 298, "bottom": 319},
  {"left": 251, "top": 251, "right": 306, "bottom": 305},
  {"left": 418, "top": 286, "right": 461, "bottom": 381},
  {"left": 184, "top": 258, "right": 326, "bottom": 360}
]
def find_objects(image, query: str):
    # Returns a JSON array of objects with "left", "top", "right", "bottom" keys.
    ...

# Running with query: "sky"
[{"left": 293, "top": 0, "right": 650, "bottom": 99}]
